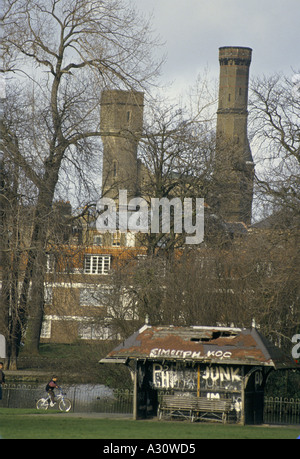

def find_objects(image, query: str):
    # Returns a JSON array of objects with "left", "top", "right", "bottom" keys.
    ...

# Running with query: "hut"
[{"left": 100, "top": 324, "right": 299, "bottom": 424}]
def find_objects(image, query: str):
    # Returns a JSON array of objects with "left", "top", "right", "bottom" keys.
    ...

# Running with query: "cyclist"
[{"left": 46, "top": 376, "right": 60, "bottom": 407}]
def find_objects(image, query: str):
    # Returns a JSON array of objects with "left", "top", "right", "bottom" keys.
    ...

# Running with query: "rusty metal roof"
[{"left": 100, "top": 325, "right": 298, "bottom": 370}]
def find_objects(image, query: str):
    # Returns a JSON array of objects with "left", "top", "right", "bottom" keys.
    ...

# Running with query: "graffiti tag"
[
  {"left": 202, "top": 366, "right": 241, "bottom": 383},
  {"left": 150, "top": 348, "right": 232, "bottom": 360},
  {"left": 153, "top": 363, "right": 197, "bottom": 390}
]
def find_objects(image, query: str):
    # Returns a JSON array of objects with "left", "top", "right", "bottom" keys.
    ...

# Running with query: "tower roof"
[
  {"left": 219, "top": 46, "right": 252, "bottom": 64},
  {"left": 219, "top": 46, "right": 253, "bottom": 51}
]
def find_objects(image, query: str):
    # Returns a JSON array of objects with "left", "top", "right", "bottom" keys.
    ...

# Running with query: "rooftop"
[{"left": 100, "top": 325, "right": 298, "bottom": 370}]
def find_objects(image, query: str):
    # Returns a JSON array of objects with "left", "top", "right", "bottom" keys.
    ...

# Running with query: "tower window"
[
  {"left": 228, "top": 94, "right": 231, "bottom": 102},
  {"left": 239, "top": 88, "right": 242, "bottom": 96},
  {"left": 127, "top": 111, "right": 131, "bottom": 122}
]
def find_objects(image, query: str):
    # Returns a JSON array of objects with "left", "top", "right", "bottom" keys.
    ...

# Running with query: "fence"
[
  {"left": 1, "top": 385, "right": 300, "bottom": 424},
  {"left": 0, "top": 384, "right": 133, "bottom": 415},
  {"left": 264, "top": 397, "right": 300, "bottom": 425}
]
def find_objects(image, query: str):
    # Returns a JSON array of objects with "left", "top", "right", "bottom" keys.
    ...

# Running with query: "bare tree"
[
  {"left": 135, "top": 96, "right": 216, "bottom": 255},
  {"left": 104, "top": 225, "right": 299, "bottom": 354},
  {"left": 250, "top": 74, "right": 300, "bottom": 220},
  {"left": 248, "top": 73, "right": 300, "bottom": 348},
  {"left": 0, "top": 0, "right": 162, "bottom": 357}
]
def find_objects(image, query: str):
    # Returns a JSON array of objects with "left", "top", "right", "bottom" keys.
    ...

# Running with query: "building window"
[
  {"left": 93, "top": 235, "right": 103, "bottom": 246},
  {"left": 40, "top": 319, "right": 51, "bottom": 339},
  {"left": 79, "top": 286, "right": 111, "bottom": 307},
  {"left": 84, "top": 255, "right": 111, "bottom": 275},
  {"left": 126, "top": 232, "right": 135, "bottom": 247},
  {"left": 78, "top": 323, "right": 114, "bottom": 340},
  {"left": 44, "top": 286, "right": 53, "bottom": 305},
  {"left": 46, "top": 254, "right": 55, "bottom": 273},
  {"left": 112, "top": 231, "right": 121, "bottom": 246}
]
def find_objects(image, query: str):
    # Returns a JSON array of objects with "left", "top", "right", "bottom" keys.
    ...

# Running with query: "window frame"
[{"left": 84, "top": 255, "right": 111, "bottom": 275}]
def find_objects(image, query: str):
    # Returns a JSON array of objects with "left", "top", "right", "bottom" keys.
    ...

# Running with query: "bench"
[
  {"left": 158, "top": 395, "right": 232, "bottom": 423},
  {"left": 158, "top": 395, "right": 199, "bottom": 421},
  {"left": 196, "top": 397, "right": 232, "bottom": 423}
]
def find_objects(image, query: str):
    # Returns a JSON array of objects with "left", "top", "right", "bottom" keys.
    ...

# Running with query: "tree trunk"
[
  {"left": 22, "top": 250, "right": 46, "bottom": 355},
  {"left": 22, "top": 173, "right": 58, "bottom": 355}
]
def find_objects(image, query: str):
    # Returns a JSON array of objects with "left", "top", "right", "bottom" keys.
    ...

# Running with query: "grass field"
[{"left": 0, "top": 409, "right": 299, "bottom": 439}]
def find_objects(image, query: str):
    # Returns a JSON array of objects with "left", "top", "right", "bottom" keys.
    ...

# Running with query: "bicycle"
[{"left": 36, "top": 389, "right": 72, "bottom": 412}]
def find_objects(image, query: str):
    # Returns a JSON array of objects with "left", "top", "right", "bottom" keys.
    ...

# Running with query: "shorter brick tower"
[
  {"left": 215, "top": 47, "right": 255, "bottom": 225},
  {"left": 100, "top": 90, "right": 144, "bottom": 201}
]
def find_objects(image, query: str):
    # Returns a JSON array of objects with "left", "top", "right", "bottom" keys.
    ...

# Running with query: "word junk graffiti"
[
  {"left": 201, "top": 366, "right": 242, "bottom": 392},
  {"left": 152, "top": 363, "right": 197, "bottom": 391}
]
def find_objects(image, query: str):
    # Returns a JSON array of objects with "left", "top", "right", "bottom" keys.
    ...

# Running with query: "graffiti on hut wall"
[
  {"left": 152, "top": 363, "right": 243, "bottom": 393},
  {"left": 201, "top": 366, "right": 242, "bottom": 391},
  {"left": 153, "top": 363, "right": 197, "bottom": 390}
]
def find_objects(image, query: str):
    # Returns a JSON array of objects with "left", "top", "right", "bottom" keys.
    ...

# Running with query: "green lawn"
[{"left": 0, "top": 409, "right": 299, "bottom": 439}]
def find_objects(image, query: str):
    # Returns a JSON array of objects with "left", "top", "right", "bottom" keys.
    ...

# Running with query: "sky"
[
  {"left": 131, "top": 0, "right": 300, "bottom": 221},
  {"left": 133, "top": 0, "right": 300, "bottom": 99}
]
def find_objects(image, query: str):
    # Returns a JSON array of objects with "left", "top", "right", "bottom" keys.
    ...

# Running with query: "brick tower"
[
  {"left": 215, "top": 47, "right": 255, "bottom": 225},
  {"left": 100, "top": 90, "right": 144, "bottom": 201}
]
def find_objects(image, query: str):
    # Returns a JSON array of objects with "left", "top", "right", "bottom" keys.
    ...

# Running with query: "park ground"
[{"left": 0, "top": 409, "right": 299, "bottom": 439}]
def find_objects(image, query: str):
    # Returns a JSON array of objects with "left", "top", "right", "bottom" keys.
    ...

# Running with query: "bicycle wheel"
[
  {"left": 36, "top": 398, "right": 49, "bottom": 410},
  {"left": 59, "top": 398, "right": 72, "bottom": 412}
]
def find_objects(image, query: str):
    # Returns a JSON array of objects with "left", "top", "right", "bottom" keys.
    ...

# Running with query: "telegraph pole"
[
  {"left": 0, "top": 0, "right": 4, "bottom": 150},
  {"left": 0, "top": 0, "right": 6, "bottom": 252},
  {"left": 0, "top": 0, "right": 5, "bottom": 216},
  {"left": 0, "top": 0, "right": 7, "bottom": 359},
  {"left": 0, "top": 0, "right": 6, "bottom": 268}
]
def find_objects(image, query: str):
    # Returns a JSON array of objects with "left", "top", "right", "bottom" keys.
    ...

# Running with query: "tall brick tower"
[
  {"left": 215, "top": 46, "right": 255, "bottom": 225},
  {"left": 100, "top": 90, "right": 144, "bottom": 201}
]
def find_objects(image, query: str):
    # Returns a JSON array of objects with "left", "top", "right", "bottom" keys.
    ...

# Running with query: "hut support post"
[{"left": 133, "top": 360, "right": 138, "bottom": 420}]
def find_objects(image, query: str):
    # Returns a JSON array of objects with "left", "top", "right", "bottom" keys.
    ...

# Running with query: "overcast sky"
[{"left": 133, "top": 0, "right": 300, "bottom": 98}]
